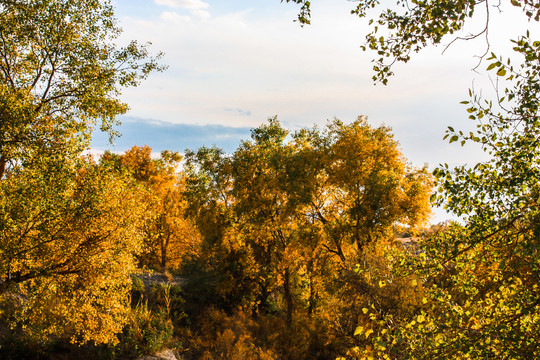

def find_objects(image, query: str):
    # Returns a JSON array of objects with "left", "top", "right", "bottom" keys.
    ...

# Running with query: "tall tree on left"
[
  {"left": 0, "top": 0, "right": 162, "bottom": 178},
  {"left": 0, "top": 0, "right": 162, "bottom": 346}
]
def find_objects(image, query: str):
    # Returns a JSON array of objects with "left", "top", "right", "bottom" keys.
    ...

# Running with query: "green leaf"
[
  {"left": 449, "top": 135, "right": 459, "bottom": 143},
  {"left": 497, "top": 68, "right": 507, "bottom": 76}
]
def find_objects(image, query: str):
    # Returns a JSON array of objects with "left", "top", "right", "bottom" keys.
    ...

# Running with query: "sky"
[{"left": 92, "top": 0, "right": 533, "bottom": 222}]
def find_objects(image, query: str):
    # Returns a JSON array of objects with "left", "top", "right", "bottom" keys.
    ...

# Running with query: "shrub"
[{"left": 111, "top": 301, "right": 173, "bottom": 359}]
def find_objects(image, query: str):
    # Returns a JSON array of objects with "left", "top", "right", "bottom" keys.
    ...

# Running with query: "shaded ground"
[
  {"left": 135, "top": 272, "right": 185, "bottom": 288},
  {"left": 137, "top": 348, "right": 181, "bottom": 360}
]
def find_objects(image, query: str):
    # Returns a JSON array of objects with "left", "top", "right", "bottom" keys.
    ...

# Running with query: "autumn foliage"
[
  {"left": 4, "top": 0, "right": 540, "bottom": 359},
  {"left": 177, "top": 117, "right": 432, "bottom": 358}
]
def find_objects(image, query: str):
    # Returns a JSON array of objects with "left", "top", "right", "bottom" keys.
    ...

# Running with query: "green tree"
[
  {"left": 354, "top": 42, "right": 540, "bottom": 359},
  {"left": 0, "top": 0, "right": 162, "bottom": 178},
  {"left": 283, "top": 0, "right": 537, "bottom": 83}
]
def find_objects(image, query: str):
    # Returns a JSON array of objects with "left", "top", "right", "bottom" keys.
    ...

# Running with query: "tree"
[
  {"left": 0, "top": 156, "right": 146, "bottom": 344},
  {"left": 319, "top": 118, "right": 431, "bottom": 257},
  {"left": 0, "top": 0, "right": 161, "bottom": 346},
  {"left": 283, "top": 0, "right": 538, "bottom": 83},
  {"left": 0, "top": 0, "right": 162, "bottom": 178},
  {"left": 183, "top": 117, "right": 432, "bottom": 355},
  {"left": 280, "top": 1, "right": 540, "bottom": 358},
  {"left": 102, "top": 146, "right": 197, "bottom": 271},
  {"left": 351, "top": 44, "right": 540, "bottom": 359}
]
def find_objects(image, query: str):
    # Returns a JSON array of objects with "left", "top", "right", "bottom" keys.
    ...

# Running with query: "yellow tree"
[
  {"left": 103, "top": 146, "right": 197, "bottom": 271},
  {"left": 0, "top": 0, "right": 161, "bottom": 345},
  {"left": 318, "top": 117, "right": 431, "bottom": 258},
  {"left": 0, "top": 156, "right": 146, "bottom": 344},
  {"left": 302, "top": 118, "right": 432, "bottom": 355},
  {"left": 183, "top": 117, "right": 432, "bottom": 351},
  {"left": 231, "top": 119, "right": 300, "bottom": 326}
]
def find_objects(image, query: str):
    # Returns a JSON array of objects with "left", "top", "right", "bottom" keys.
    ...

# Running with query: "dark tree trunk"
[
  {"left": 308, "top": 276, "right": 315, "bottom": 318},
  {"left": 160, "top": 235, "right": 169, "bottom": 271},
  {"left": 0, "top": 155, "right": 6, "bottom": 179},
  {"left": 284, "top": 266, "right": 293, "bottom": 327}
]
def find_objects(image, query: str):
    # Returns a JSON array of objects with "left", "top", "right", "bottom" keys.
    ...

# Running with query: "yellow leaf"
[{"left": 354, "top": 326, "right": 364, "bottom": 336}]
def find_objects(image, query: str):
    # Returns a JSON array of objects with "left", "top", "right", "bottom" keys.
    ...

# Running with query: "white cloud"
[
  {"left": 154, "top": 0, "right": 209, "bottom": 10},
  {"left": 154, "top": 0, "right": 210, "bottom": 21},
  {"left": 116, "top": 0, "right": 510, "bottom": 189},
  {"left": 191, "top": 9, "right": 210, "bottom": 21},
  {"left": 159, "top": 11, "right": 191, "bottom": 23}
]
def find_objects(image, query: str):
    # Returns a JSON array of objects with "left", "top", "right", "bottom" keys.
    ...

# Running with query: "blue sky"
[
  {"left": 92, "top": 116, "right": 252, "bottom": 153},
  {"left": 94, "top": 0, "right": 531, "bottom": 222}
]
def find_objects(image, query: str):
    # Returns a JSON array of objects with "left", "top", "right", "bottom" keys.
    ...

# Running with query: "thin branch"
[{"left": 441, "top": 0, "right": 491, "bottom": 71}]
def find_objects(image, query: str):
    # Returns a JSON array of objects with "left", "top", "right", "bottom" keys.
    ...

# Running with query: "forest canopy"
[
  {"left": 0, "top": 0, "right": 539, "bottom": 359},
  {"left": 280, "top": 0, "right": 540, "bottom": 358}
]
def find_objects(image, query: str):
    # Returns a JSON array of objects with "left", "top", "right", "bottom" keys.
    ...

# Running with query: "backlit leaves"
[{"left": 0, "top": 0, "right": 163, "bottom": 178}]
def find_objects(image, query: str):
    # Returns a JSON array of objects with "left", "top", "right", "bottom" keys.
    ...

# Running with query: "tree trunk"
[
  {"left": 0, "top": 155, "right": 6, "bottom": 179},
  {"left": 160, "top": 234, "right": 169, "bottom": 271},
  {"left": 255, "top": 281, "right": 270, "bottom": 317},
  {"left": 284, "top": 267, "right": 293, "bottom": 327},
  {"left": 308, "top": 275, "right": 315, "bottom": 318}
]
